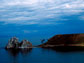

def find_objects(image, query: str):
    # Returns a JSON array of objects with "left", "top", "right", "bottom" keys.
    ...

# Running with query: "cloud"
[
  {"left": 23, "top": 30, "right": 38, "bottom": 33},
  {"left": 0, "top": 0, "right": 84, "bottom": 25},
  {"left": 79, "top": 15, "right": 84, "bottom": 20}
]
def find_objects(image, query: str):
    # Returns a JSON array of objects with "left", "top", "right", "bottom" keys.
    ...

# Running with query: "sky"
[{"left": 0, "top": 0, "right": 84, "bottom": 46}]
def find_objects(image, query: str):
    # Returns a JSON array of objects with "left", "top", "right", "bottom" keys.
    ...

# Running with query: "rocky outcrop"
[
  {"left": 40, "top": 34, "right": 84, "bottom": 47},
  {"left": 5, "top": 37, "right": 32, "bottom": 49},
  {"left": 6, "top": 37, "right": 19, "bottom": 48},
  {"left": 20, "top": 40, "right": 32, "bottom": 48}
]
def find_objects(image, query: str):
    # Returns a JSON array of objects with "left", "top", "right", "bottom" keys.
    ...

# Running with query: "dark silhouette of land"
[{"left": 40, "top": 33, "right": 84, "bottom": 47}]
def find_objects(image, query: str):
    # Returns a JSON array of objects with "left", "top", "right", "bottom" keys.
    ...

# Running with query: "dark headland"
[
  {"left": 38, "top": 33, "right": 84, "bottom": 52},
  {"left": 39, "top": 33, "right": 84, "bottom": 47}
]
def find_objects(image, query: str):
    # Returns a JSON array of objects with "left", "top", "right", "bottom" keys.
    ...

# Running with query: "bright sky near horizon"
[{"left": 0, "top": 0, "right": 84, "bottom": 46}]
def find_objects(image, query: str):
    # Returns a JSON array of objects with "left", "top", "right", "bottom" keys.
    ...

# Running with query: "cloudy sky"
[{"left": 0, "top": 0, "right": 84, "bottom": 46}]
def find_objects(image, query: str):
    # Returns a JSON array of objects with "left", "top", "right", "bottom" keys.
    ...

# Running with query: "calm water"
[{"left": 0, "top": 47, "right": 84, "bottom": 63}]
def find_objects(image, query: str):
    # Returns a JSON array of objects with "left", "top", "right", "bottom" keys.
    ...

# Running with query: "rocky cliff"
[
  {"left": 6, "top": 37, "right": 19, "bottom": 48},
  {"left": 20, "top": 40, "right": 32, "bottom": 48},
  {"left": 6, "top": 37, "right": 32, "bottom": 49},
  {"left": 40, "top": 34, "right": 84, "bottom": 47}
]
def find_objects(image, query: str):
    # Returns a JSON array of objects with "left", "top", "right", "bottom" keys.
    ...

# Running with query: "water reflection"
[
  {"left": 5, "top": 48, "right": 32, "bottom": 57},
  {"left": 42, "top": 46, "right": 84, "bottom": 52},
  {"left": 2, "top": 47, "right": 84, "bottom": 63}
]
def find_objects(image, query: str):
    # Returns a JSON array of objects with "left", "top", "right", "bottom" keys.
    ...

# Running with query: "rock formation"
[
  {"left": 40, "top": 34, "right": 84, "bottom": 47},
  {"left": 6, "top": 37, "right": 19, "bottom": 48},
  {"left": 5, "top": 37, "right": 32, "bottom": 49},
  {"left": 20, "top": 40, "right": 32, "bottom": 48}
]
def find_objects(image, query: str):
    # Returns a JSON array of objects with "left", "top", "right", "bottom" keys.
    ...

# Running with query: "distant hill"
[{"left": 40, "top": 34, "right": 84, "bottom": 47}]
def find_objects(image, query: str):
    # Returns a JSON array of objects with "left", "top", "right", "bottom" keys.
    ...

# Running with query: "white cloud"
[
  {"left": 0, "top": 0, "right": 84, "bottom": 25},
  {"left": 23, "top": 30, "right": 38, "bottom": 33},
  {"left": 23, "top": 30, "right": 31, "bottom": 33}
]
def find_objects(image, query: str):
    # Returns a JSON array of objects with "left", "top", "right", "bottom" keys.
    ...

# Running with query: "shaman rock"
[
  {"left": 6, "top": 37, "right": 19, "bottom": 48},
  {"left": 20, "top": 40, "right": 32, "bottom": 48}
]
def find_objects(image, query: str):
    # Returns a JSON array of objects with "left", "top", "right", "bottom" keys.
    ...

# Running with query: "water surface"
[{"left": 0, "top": 47, "right": 84, "bottom": 63}]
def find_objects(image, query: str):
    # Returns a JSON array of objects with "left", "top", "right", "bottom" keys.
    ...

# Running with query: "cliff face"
[
  {"left": 6, "top": 37, "right": 32, "bottom": 49},
  {"left": 20, "top": 40, "right": 32, "bottom": 48},
  {"left": 41, "top": 34, "right": 84, "bottom": 47},
  {"left": 6, "top": 37, "right": 19, "bottom": 48}
]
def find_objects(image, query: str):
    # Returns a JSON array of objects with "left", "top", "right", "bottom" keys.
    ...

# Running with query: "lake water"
[{"left": 0, "top": 47, "right": 84, "bottom": 63}]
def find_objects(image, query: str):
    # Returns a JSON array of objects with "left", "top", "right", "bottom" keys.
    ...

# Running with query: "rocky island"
[
  {"left": 6, "top": 33, "right": 84, "bottom": 49},
  {"left": 5, "top": 37, "right": 33, "bottom": 49},
  {"left": 40, "top": 33, "right": 84, "bottom": 47}
]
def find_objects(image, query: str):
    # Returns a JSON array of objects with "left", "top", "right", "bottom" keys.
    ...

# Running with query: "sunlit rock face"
[
  {"left": 20, "top": 40, "right": 32, "bottom": 48},
  {"left": 6, "top": 37, "right": 19, "bottom": 48},
  {"left": 5, "top": 37, "right": 32, "bottom": 49}
]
